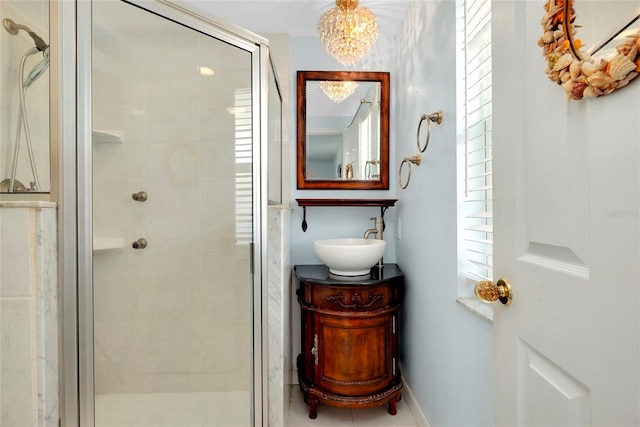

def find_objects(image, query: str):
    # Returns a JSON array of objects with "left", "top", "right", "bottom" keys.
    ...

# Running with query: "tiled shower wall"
[
  {"left": 92, "top": 11, "right": 252, "bottom": 394},
  {"left": 0, "top": 204, "right": 58, "bottom": 426}
]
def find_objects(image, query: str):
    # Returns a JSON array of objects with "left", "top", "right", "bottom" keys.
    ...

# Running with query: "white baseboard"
[
  {"left": 402, "top": 377, "right": 430, "bottom": 427},
  {"left": 289, "top": 368, "right": 298, "bottom": 385}
]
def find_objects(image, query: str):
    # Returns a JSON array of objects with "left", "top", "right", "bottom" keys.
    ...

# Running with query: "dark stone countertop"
[{"left": 294, "top": 264, "right": 403, "bottom": 286}]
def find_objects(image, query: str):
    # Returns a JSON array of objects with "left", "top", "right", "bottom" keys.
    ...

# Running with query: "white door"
[{"left": 489, "top": 1, "right": 639, "bottom": 425}]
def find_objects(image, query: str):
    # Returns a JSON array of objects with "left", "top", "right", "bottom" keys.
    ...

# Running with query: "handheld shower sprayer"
[
  {"left": 3, "top": 19, "right": 50, "bottom": 89},
  {"left": 23, "top": 47, "right": 49, "bottom": 88},
  {"left": 3, "top": 17, "right": 50, "bottom": 192},
  {"left": 3, "top": 18, "right": 48, "bottom": 52}
]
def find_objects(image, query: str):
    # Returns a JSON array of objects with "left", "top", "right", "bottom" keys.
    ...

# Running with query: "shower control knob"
[
  {"left": 132, "top": 238, "right": 147, "bottom": 250},
  {"left": 132, "top": 191, "right": 148, "bottom": 202}
]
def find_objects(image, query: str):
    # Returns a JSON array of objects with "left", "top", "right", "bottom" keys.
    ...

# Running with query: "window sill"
[{"left": 456, "top": 296, "right": 493, "bottom": 324}]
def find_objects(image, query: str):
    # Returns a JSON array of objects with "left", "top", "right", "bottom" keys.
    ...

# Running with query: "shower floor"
[{"left": 95, "top": 391, "right": 250, "bottom": 427}]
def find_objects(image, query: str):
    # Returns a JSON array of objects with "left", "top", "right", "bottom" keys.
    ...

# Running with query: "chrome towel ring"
[
  {"left": 416, "top": 110, "right": 443, "bottom": 153},
  {"left": 398, "top": 154, "right": 421, "bottom": 189}
]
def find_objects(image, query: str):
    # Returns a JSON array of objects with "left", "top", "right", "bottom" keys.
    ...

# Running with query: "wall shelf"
[
  {"left": 93, "top": 129, "right": 124, "bottom": 143},
  {"left": 93, "top": 237, "right": 125, "bottom": 253},
  {"left": 295, "top": 198, "right": 398, "bottom": 231}
]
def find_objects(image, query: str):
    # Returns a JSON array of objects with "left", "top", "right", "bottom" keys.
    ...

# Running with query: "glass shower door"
[{"left": 91, "top": 2, "right": 254, "bottom": 425}]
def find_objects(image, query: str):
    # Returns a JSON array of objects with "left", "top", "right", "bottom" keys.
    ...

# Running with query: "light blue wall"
[
  {"left": 392, "top": 2, "right": 493, "bottom": 425},
  {"left": 289, "top": 1, "right": 494, "bottom": 425},
  {"left": 289, "top": 36, "right": 398, "bottom": 266}
]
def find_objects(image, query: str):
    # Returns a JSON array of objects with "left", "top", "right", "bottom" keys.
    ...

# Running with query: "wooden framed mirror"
[{"left": 297, "top": 71, "right": 390, "bottom": 190}]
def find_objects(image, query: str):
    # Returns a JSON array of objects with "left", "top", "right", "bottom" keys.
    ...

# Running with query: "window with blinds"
[
  {"left": 234, "top": 88, "right": 252, "bottom": 246},
  {"left": 457, "top": 0, "right": 493, "bottom": 289}
]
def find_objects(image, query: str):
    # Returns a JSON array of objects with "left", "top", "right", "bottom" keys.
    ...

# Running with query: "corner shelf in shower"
[
  {"left": 93, "top": 237, "right": 125, "bottom": 253},
  {"left": 295, "top": 198, "right": 398, "bottom": 232},
  {"left": 93, "top": 129, "right": 124, "bottom": 143}
]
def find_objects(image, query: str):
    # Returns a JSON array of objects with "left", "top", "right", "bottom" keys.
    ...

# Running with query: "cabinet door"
[{"left": 314, "top": 312, "right": 395, "bottom": 396}]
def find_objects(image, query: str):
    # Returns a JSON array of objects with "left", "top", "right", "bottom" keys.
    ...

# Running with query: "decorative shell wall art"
[{"left": 539, "top": 0, "right": 640, "bottom": 100}]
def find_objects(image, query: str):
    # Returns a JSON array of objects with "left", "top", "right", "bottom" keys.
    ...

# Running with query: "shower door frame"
[{"left": 62, "top": 1, "right": 270, "bottom": 425}]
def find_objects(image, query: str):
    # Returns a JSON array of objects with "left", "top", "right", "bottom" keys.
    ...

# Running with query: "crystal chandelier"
[
  {"left": 317, "top": 0, "right": 379, "bottom": 66},
  {"left": 319, "top": 80, "right": 359, "bottom": 103}
]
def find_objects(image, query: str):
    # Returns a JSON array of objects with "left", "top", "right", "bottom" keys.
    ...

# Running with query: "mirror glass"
[
  {"left": 579, "top": 2, "right": 640, "bottom": 60},
  {"left": 306, "top": 81, "right": 380, "bottom": 181},
  {"left": 297, "top": 71, "right": 389, "bottom": 190}
]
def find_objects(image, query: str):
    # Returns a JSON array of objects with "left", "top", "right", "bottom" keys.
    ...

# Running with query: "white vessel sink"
[{"left": 313, "top": 238, "right": 386, "bottom": 276}]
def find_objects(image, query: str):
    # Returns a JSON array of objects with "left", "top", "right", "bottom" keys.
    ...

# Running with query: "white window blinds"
[
  {"left": 458, "top": 0, "right": 493, "bottom": 286},
  {"left": 234, "top": 88, "right": 252, "bottom": 246}
]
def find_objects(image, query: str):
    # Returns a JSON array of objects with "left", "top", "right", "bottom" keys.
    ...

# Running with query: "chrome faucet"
[{"left": 364, "top": 217, "right": 383, "bottom": 240}]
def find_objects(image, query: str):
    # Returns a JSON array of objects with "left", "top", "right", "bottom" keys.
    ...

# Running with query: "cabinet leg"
[
  {"left": 308, "top": 399, "right": 318, "bottom": 419},
  {"left": 388, "top": 401, "right": 397, "bottom": 415},
  {"left": 388, "top": 394, "right": 401, "bottom": 416}
]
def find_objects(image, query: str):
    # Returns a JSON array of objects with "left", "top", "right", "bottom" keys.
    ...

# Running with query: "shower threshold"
[{"left": 95, "top": 391, "right": 250, "bottom": 426}]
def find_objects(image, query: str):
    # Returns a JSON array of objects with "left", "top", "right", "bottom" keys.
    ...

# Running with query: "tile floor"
[
  {"left": 94, "top": 386, "right": 420, "bottom": 426},
  {"left": 288, "top": 386, "right": 421, "bottom": 427}
]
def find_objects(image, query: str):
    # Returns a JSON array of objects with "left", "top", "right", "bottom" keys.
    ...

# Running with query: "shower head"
[
  {"left": 23, "top": 47, "right": 49, "bottom": 88},
  {"left": 3, "top": 18, "right": 49, "bottom": 52}
]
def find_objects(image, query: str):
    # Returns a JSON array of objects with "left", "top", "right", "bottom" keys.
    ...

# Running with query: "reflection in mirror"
[
  {"left": 306, "top": 81, "right": 380, "bottom": 180},
  {"left": 297, "top": 71, "right": 389, "bottom": 190},
  {"left": 587, "top": 5, "right": 640, "bottom": 59},
  {"left": 0, "top": 0, "right": 50, "bottom": 193}
]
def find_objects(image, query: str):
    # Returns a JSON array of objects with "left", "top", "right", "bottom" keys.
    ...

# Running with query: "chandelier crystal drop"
[
  {"left": 317, "top": 0, "right": 379, "bottom": 66},
  {"left": 319, "top": 80, "right": 359, "bottom": 103}
]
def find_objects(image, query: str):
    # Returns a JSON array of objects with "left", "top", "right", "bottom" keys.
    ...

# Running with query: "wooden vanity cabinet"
[{"left": 295, "top": 264, "right": 404, "bottom": 419}]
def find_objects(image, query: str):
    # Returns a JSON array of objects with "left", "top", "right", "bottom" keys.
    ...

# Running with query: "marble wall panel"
[
  {"left": 35, "top": 207, "right": 58, "bottom": 426},
  {"left": 0, "top": 205, "right": 58, "bottom": 426},
  {"left": 1, "top": 298, "right": 36, "bottom": 426},
  {"left": 1, "top": 207, "right": 31, "bottom": 297},
  {"left": 267, "top": 206, "right": 291, "bottom": 427}
]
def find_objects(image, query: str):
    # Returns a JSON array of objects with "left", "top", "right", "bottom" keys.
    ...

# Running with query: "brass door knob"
[{"left": 475, "top": 278, "right": 512, "bottom": 305}]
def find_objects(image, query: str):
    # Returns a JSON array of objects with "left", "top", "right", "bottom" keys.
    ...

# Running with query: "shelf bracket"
[
  {"left": 302, "top": 207, "right": 308, "bottom": 232},
  {"left": 381, "top": 206, "right": 389, "bottom": 231},
  {"left": 296, "top": 199, "right": 398, "bottom": 232}
]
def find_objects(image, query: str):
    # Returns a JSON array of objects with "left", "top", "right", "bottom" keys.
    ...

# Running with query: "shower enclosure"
[{"left": 72, "top": 1, "right": 274, "bottom": 425}]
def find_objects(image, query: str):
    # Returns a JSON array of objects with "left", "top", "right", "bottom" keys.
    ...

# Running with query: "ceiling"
[
  {"left": 187, "top": 0, "right": 410, "bottom": 136},
  {"left": 188, "top": 0, "right": 412, "bottom": 39}
]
